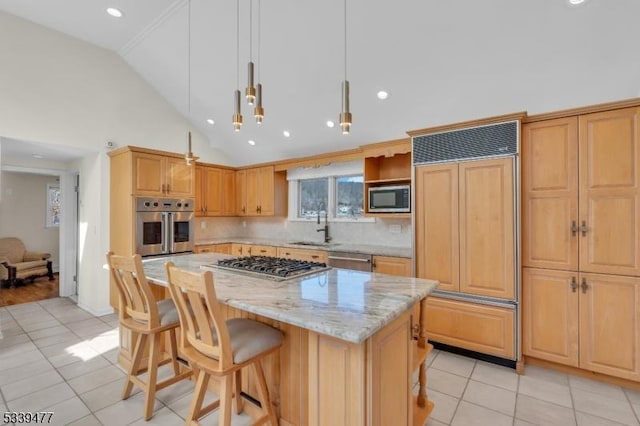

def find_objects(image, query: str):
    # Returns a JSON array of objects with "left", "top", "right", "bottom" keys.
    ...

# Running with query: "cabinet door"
[
  {"left": 522, "top": 118, "right": 579, "bottom": 270},
  {"left": 203, "top": 168, "right": 222, "bottom": 216},
  {"left": 579, "top": 107, "right": 640, "bottom": 276},
  {"left": 522, "top": 268, "right": 579, "bottom": 367},
  {"left": 133, "top": 152, "right": 164, "bottom": 195},
  {"left": 277, "top": 247, "right": 328, "bottom": 263},
  {"left": 414, "top": 164, "right": 459, "bottom": 291},
  {"left": 195, "top": 166, "right": 204, "bottom": 216},
  {"left": 245, "top": 168, "right": 260, "bottom": 216},
  {"left": 372, "top": 256, "right": 412, "bottom": 277},
  {"left": 459, "top": 158, "right": 515, "bottom": 300},
  {"left": 579, "top": 273, "right": 640, "bottom": 381},
  {"left": 257, "top": 166, "right": 275, "bottom": 215},
  {"left": 221, "top": 169, "right": 236, "bottom": 216},
  {"left": 166, "top": 157, "right": 195, "bottom": 197},
  {"left": 231, "top": 243, "right": 251, "bottom": 257},
  {"left": 235, "top": 170, "right": 247, "bottom": 215}
]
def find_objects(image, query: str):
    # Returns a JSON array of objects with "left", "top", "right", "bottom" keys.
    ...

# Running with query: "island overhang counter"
[{"left": 118, "top": 253, "right": 439, "bottom": 425}]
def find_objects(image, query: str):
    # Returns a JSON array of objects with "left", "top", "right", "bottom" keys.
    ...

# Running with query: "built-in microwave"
[{"left": 368, "top": 185, "right": 410, "bottom": 213}]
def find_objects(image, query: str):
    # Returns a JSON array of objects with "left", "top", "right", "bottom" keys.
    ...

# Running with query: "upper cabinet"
[
  {"left": 522, "top": 107, "right": 640, "bottom": 276},
  {"left": 132, "top": 151, "right": 195, "bottom": 197},
  {"left": 236, "top": 165, "right": 287, "bottom": 217},
  {"left": 195, "top": 165, "right": 235, "bottom": 217},
  {"left": 363, "top": 138, "right": 412, "bottom": 218}
]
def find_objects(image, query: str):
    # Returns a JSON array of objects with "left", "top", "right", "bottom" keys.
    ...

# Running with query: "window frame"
[{"left": 287, "top": 161, "right": 373, "bottom": 223}]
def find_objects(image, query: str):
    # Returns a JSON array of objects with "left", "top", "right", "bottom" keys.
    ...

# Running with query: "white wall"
[
  {"left": 0, "top": 172, "right": 60, "bottom": 267},
  {"left": 0, "top": 12, "right": 230, "bottom": 315}
]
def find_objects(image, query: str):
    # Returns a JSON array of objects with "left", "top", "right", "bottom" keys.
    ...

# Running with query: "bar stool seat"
[
  {"left": 106, "top": 252, "right": 192, "bottom": 420},
  {"left": 165, "top": 261, "right": 283, "bottom": 426}
]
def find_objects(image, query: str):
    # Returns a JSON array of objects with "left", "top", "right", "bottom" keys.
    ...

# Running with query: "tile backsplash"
[{"left": 195, "top": 216, "right": 412, "bottom": 247}]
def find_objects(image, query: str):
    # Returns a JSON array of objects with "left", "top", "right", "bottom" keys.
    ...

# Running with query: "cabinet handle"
[
  {"left": 167, "top": 184, "right": 170, "bottom": 194},
  {"left": 260, "top": 249, "right": 266, "bottom": 253},
  {"left": 581, "top": 278, "right": 589, "bottom": 294},
  {"left": 242, "top": 206, "right": 246, "bottom": 213},
  {"left": 571, "top": 220, "right": 578, "bottom": 236},
  {"left": 571, "top": 276, "right": 578, "bottom": 292},
  {"left": 161, "top": 183, "right": 166, "bottom": 194},
  {"left": 312, "top": 255, "right": 319, "bottom": 259},
  {"left": 580, "top": 221, "right": 588, "bottom": 237},
  {"left": 285, "top": 252, "right": 290, "bottom": 256}
]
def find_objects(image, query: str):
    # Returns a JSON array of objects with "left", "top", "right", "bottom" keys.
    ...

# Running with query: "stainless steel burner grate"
[{"left": 202, "top": 256, "right": 331, "bottom": 281}]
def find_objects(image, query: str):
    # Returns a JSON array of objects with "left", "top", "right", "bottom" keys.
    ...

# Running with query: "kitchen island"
[{"left": 122, "top": 253, "right": 438, "bottom": 425}]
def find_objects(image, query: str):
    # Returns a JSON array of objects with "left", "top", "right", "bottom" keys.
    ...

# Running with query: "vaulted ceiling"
[{"left": 1, "top": 0, "right": 639, "bottom": 165}]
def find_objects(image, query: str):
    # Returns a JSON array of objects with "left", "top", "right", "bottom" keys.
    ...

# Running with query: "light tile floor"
[{"left": 0, "top": 298, "right": 639, "bottom": 426}]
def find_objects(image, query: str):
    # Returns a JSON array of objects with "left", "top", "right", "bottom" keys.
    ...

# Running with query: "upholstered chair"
[{"left": 0, "top": 237, "right": 53, "bottom": 287}]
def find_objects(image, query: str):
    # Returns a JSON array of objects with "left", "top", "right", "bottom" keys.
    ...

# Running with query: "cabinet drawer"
[
  {"left": 277, "top": 247, "right": 328, "bottom": 263},
  {"left": 425, "top": 297, "right": 515, "bottom": 359},
  {"left": 251, "top": 245, "right": 277, "bottom": 257}
]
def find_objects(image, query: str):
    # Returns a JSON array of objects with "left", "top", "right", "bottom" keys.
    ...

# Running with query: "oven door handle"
[
  {"left": 161, "top": 212, "right": 169, "bottom": 254},
  {"left": 327, "top": 256, "right": 371, "bottom": 263},
  {"left": 167, "top": 212, "right": 175, "bottom": 254}
]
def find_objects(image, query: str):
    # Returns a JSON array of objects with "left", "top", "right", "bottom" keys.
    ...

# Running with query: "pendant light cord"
[
  {"left": 257, "top": 0, "right": 260, "bottom": 81},
  {"left": 249, "top": 0, "right": 253, "bottom": 61},
  {"left": 187, "top": 0, "right": 191, "bottom": 117},
  {"left": 344, "top": 0, "right": 347, "bottom": 80},
  {"left": 236, "top": 0, "right": 240, "bottom": 89}
]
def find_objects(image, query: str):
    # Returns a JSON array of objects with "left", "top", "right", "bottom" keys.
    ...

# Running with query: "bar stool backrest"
[
  {"left": 106, "top": 251, "right": 159, "bottom": 329},
  {"left": 165, "top": 262, "right": 233, "bottom": 369}
]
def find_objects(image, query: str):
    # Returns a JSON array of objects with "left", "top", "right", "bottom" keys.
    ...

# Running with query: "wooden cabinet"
[
  {"left": 363, "top": 138, "right": 412, "bottom": 218},
  {"left": 231, "top": 243, "right": 276, "bottom": 257},
  {"left": 522, "top": 105, "right": 640, "bottom": 382},
  {"left": 194, "top": 243, "right": 232, "bottom": 254},
  {"left": 522, "top": 117, "right": 579, "bottom": 270},
  {"left": 523, "top": 268, "right": 640, "bottom": 381},
  {"left": 277, "top": 247, "right": 328, "bottom": 263},
  {"left": 424, "top": 297, "right": 515, "bottom": 359},
  {"left": 415, "top": 157, "right": 515, "bottom": 299},
  {"left": 236, "top": 166, "right": 287, "bottom": 217},
  {"left": 195, "top": 165, "right": 235, "bottom": 217},
  {"left": 372, "top": 255, "right": 412, "bottom": 277},
  {"left": 579, "top": 108, "right": 640, "bottom": 276},
  {"left": 132, "top": 151, "right": 195, "bottom": 197}
]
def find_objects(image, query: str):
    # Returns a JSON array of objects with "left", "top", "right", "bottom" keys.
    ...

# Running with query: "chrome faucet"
[{"left": 316, "top": 205, "right": 331, "bottom": 243}]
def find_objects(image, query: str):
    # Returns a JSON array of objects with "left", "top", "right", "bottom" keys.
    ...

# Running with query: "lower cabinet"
[
  {"left": 231, "top": 243, "right": 276, "bottom": 257},
  {"left": 277, "top": 247, "right": 328, "bottom": 263},
  {"left": 523, "top": 268, "right": 640, "bottom": 381},
  {"left": 194, "top": 243, "right": 232, "bottom": 254},
  {"left": 372, "top": 255, "right": 412, "bottom": 276},
  {"left": 424, "top": 297, "right": 515, "bottom": 359}
]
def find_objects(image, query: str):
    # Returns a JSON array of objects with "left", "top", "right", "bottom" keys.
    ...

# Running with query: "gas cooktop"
[{"left": 201, "top": 256, "right": 331, "bottom": 281}]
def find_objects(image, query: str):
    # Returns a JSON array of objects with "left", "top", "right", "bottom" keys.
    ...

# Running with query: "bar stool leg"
[
  {"left": 253, "top": 360, "right": 277, "bottom": 425},
  {"left": 168, "top": 328, "right": 180, "bottom": 375},
  {"left": 219, "top": 375, "right": 233, "bottom": 426},
  {"left": 186, "top": 370, "right": 210, "bottom": 424},
  {"left": 144, "top": 333, "right": 161, "bottom": 420},
  {"left": 123, "top": 333, "right": 147, "bottom": 399},
  {"left": 234, "top": 369, "right": 243, "bottom": 414}
]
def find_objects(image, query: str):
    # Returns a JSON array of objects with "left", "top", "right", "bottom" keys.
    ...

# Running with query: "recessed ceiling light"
[
  {"left": 248, "top": 140, "right": 256, "bottom": 146},
  {"left": 567, "top": 0, "right": 586, "bottom": 5},
  {"left": 32, "top": 154, "right": 44, "bottom": 159},
  {"left": 326, "top": 120, "right": 335, "bottom": 128},
  {"left": 283, "top": 130, "right": 291, "bottom": 138},
  {"left": 377, "top": 90, "right": 389, "bottom": 100},
  {"left": 206, "top": 119, "right": 215, "bottom": 125},
  {"left": 106, "top": 7, "right": 124, "bottom": 18}
]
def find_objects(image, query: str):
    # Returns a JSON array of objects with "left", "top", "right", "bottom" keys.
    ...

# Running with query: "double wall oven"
[{"left": 136, "top": 197, "right": 194, "bottom": 257}]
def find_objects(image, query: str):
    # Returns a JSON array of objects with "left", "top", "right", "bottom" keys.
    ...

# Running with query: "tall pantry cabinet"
[{"left": 522, "top": 105, "right": 640, "bottom": 381}]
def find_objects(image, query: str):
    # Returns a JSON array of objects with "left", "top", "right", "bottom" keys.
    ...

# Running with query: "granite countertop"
[
  {"left": 194, "top": 237, "right": 413, "bottom": 259},
  {"left": 142, "top": 253, "right": 437, "bottom": 344}
]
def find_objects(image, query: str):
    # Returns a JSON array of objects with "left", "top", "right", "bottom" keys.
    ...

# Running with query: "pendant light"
[
  {"left": 254, "top": 0, "right": 264, "bottom": 124},
  {"left": 184, "top": 0, "right": 199, "bottom": 164},
  {"left": 245, "top": 0, "right": 256, "bottom": 105},
  {"left": 339, "top": 0, "right": 352, "bottom": 135},
  {"left": 232, "top": 0, "right": 243, "bottom": 132}
]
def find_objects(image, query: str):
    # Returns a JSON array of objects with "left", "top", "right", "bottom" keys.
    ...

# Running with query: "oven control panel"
[{"left": 135, "top": 197, "right": 194, "bottom": 212}]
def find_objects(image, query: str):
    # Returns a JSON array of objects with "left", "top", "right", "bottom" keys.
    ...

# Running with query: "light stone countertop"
[
  {"left": 194, "top": 237, "right": 413, "bottom": 259},
  {"left": 142, "top": 253, "right": 438, "bottom": 344}
]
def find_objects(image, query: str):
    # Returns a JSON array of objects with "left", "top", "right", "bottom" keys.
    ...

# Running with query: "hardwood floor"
[{"left": 0, "top": 273, "right": 59, "bottom": 307}]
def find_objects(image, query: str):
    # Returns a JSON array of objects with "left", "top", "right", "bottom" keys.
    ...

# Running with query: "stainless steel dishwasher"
[{"left": 327, "top": 251, "right": 372, "bottom": 272}]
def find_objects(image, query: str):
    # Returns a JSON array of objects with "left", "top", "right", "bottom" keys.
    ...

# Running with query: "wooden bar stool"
[
  {"left": 165, "top": 261, "right": 283, "bottom": 426},
  {"left": 106, "top": 252, "right": 192, "bottom": 420}
]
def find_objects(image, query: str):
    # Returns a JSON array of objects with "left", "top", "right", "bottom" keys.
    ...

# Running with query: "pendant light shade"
[
  {"left": 233, "top": 89, "right": 243, "bottom": 132},
  {"left": 339, "top": 80, "right": 351, "bottom": 134},
  {"left": 246, "top": 62, "right": 256, "bottom": 105},
  {"left": 254, "top": 83, "right": 264, "bottom": 125}
]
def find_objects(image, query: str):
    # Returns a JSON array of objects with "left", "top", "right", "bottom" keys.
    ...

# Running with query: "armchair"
[{"left": 0, "top": 237, "right": 54, "bottom": 288}]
